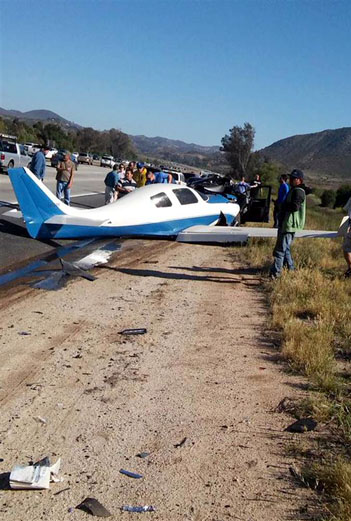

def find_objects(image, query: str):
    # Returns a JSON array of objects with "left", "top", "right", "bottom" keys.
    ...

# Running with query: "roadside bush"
[
  {"left": 335, "top": 185, "right": 351, "bottom": 208},
  {"left": 321, "top": 189, "right": 336, "bottom": 208}
]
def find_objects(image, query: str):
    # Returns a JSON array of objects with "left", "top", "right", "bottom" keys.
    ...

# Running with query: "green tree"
[
  {"left": 220, "top": 123, "right": 255, "bottom": 178},
  {"left": 76, "top": 127, "right": 99, "bottom": 152}
]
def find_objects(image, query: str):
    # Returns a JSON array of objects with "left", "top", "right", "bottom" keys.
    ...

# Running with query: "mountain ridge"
[
  {"left": 261, "top": 127, "right": 351, "bottom": 180},
  {"left": 1, "top": 107, "right": 350, "bottom": 180}
]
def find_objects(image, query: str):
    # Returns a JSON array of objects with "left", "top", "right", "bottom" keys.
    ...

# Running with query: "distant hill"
[
  {"left": 0, "top": 107, "right": 82, "bottom": 130},
  {"left": 0, "top": 107, "right": 223, "bottom": 168},
  {"left": 131, "top": 135, "right": 219, "bottom": 155},
  {"left": 130, "top": 135, "right": 224, "bottom": 170},
  {"left": 261, "top": 127, "right": 351, "bottom": 182},
  {"left": 4, "top": 107, "right": 350, "bottom": 180}
]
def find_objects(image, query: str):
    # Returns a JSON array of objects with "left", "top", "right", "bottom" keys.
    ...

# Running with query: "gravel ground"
[{"left": 0, "top": 240, "right": 317, "bottom": 520}]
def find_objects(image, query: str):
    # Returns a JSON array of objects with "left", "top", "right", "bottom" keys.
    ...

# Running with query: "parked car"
[
  {"left": 100, "top": 155, "right": 115, "bottom": 168},
  {"left": 0, "top": 135, "right": 30, "bottom": 173},
  {"left": 163, "top": 169, "right": 186, "bottom": 185},
  {"left": 45, "top": 147, "right": 58, "bottom": 160},
  {"left": 78, "top": 152, "right": 93, "bottom": 165},
  {"left": 24, "top": 142, "right": 41, "bottom": 156}
]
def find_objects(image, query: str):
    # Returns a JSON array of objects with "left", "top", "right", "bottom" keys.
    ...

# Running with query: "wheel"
[{"left": 8, "top": 160, "right": 14, "bottom": 169}]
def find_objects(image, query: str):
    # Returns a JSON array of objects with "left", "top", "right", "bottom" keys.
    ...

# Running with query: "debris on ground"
[
  {"left": 285, "top": 418, "right": 317, "bottom": 433},
  {"left": 174, "top": 437, "right": 187, "bottom": 448},
  {"left": 53, "top": 486, "right": 70, "bottom": 496},
  {"left": 275, "top": 396, "right": 296, "bottom": 413},
  {"left": 121, "top": 505, "right": 156, "bottom": 512},
  {"left": 60, "top": 259, "right": 97, "bottom": 281},
  {"left": 9, "top": 457, "right": 61, "bottom": 489},
  {"left": 18, "top": 331, "right": 31, "bottom": 336},
  {"left": 136, "top": 452, "right": 150, "bottom": 459},
  {"left": 119, "top": 328, "right": 147, "bottom": 335},
  {"left": 33, "top": 416, "right": 47, "bottom": 425},
  {"left": 76, "top": 497, "right": 111, "bottom": 517},
  {"left": 119, "top": 469, "right": 143, "bottom": 479}
]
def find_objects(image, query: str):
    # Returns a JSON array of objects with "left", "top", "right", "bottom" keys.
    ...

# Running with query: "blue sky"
[{"left": 1, "top": 0, "right": 350, "bottom": 149}]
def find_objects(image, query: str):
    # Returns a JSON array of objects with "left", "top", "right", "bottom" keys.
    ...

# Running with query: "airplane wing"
[{"left": 176, "top": 225, "right": 339, "bottom": 244}]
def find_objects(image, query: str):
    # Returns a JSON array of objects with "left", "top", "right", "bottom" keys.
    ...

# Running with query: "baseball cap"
[
  {"left": 289, "top": 169, "right": 304, "bottom": 180},
  {"left": 137, "top": 162, "right": 144, "bottom": 169}
]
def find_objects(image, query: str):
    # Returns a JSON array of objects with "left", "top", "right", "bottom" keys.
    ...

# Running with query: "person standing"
[
  {"left": 234, "top": 176, "right": 251, "bottom": 194},
  {"left": 56, "top": 152, "right": 75, "bottom": 205},
  {"left": 117, "top": 169, "right": 137, "bottom": 197},
  {"left": 104, "top": 164, "right": 120, "bottom": 204},
  {"left": 250, "top": 173, "right": 262, "bottom": 197},
  {"left": 134, "top": 162, "right": 148, "bottom": 187},
  {"left": 118, "top": 163, "right": 126, "bottom": 180},
  {"left": 273, "top": 174, "right": 290, "bottom": 228},
  {"left": 30, "top": 144, "right": 50, "bottom": 181},
  {"left": 270, "top": 169, "right": 306, "bottom": 279},
  {"left": 342, "top": 196, "right": 351, "bottom": 278}
]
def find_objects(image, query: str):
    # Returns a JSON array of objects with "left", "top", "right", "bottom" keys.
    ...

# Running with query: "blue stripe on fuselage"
[{"left": 34, "top": 214, "right": 235, "bottom": 239}]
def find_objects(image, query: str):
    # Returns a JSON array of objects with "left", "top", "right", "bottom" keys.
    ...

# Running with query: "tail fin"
[{"left": 8, "top": 167, "right": 65, "bottom": 238}]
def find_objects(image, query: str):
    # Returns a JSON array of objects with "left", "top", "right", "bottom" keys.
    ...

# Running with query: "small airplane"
[{"left": 7, "top": 167, "right": 343, "bottom": 244}]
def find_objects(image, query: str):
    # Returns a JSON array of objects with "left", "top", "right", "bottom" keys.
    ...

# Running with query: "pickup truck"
[
  {"left": 0, "top": 135, "right": 30, "bottom": 174},
  {"left": 100, "top": 155, "right": 115, "bottom": 168}
]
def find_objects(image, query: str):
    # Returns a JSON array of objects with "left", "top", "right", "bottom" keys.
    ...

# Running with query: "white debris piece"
[{"left": 10, "top": 458, "right": 62, "bottom": 490}]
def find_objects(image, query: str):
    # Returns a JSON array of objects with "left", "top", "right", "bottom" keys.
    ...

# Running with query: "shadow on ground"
[{"left": 98, "top": 265, "right": 242, "bottom": 284}]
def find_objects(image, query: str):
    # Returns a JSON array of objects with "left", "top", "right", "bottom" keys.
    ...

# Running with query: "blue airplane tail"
[{"left": 8, "top": 167, "right": 65, "bottom": 238}]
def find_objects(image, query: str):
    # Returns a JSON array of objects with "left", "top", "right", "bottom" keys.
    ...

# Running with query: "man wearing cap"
[
  {"left": 30, "top": 144, "right": 50, "bottom": 181},
  {"left": 134, "top": 162, "right": 148, "bottom": 187},
  {"left": 270, "top": 169, "right": 306, "bottom": 278},
  {"left": 55, "top": 152, "right": 76, "bottom": 206}
]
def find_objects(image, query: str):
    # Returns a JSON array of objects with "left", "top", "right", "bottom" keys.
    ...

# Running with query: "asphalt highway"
[{"left": 0, "top": 164, "right": 107, "bottom": 272}]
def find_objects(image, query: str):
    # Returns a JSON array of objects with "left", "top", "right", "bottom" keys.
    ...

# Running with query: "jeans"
[
  {"left": 270, "top": 231, "right": 295, "bottom": 277},
  {"left": 56, "top": 181, "right": 71, "bottom": 206}
]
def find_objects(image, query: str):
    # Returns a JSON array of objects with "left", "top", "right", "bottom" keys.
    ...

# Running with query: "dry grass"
[
  {"left": 302, "top": 460, "right": 351, "bottom": 520},
  {"left": 234, "top": 199, "right": 351, "bottom": 520}
]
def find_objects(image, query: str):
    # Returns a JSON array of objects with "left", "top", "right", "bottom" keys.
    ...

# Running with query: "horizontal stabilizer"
[{"left": 45, "top": 215, "right": 110, "bottom": 227}]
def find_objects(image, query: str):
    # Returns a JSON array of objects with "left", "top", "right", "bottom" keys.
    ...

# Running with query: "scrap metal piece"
[
  {"left": 119, "top": 469, "right": 143, "bottom": 479},
  {"left": 76, "top": 497, "right": 111, "bottom": 517},
  {"left": 60, "top": 259, "right": 96, "bottom": 281},
  {"left": 285, "top": 418, "right": 317, "bottom": 433},
  {"left": 121, "top": 505, "right": 156, "bottom": 513},
  {"left": 136, "top": 452, "right": 150, "bottom": 459},
  {"left": 119, "top": 328, "right": 147, "bottom": 335},
  {"left": 174, "top": 437, "right": 187, "bottom": 448}
]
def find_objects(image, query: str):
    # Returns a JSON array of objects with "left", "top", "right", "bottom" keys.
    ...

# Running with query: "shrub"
[{"left": 321, "top": 189, "right": 336, "bottom": 208}]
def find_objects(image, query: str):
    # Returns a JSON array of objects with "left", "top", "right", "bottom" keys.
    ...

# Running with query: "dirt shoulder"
[{"left": 0, "top": 241, "right": 316, "bottom": 520}]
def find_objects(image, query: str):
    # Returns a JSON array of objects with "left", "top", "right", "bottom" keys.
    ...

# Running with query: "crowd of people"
[{"left": 103, "top": 161, "right": 173, "bottom": 204}]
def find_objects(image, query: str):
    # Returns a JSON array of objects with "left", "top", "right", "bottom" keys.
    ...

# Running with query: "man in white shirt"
[{"left": 343, "top": 197, "right": 351, "bottom": 277}]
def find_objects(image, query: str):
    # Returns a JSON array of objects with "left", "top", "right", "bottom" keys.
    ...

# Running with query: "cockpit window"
[
  {"left": 173, "top": 188, "right": 198, "bottom": 205},
  {"left": 198, "top": 192, "right": 209, "bottom": 202},
  {"left": 151, "top": 192, "right": 172, "bottom": 208}
]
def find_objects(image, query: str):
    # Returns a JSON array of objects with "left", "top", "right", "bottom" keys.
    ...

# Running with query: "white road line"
[{"left": 5, "top": 191, "right": 104, "bottom": 204}]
